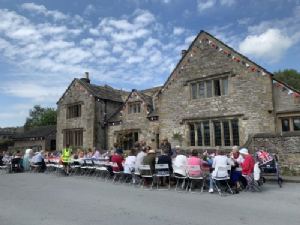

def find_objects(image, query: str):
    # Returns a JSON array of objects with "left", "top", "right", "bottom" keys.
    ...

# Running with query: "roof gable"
[{"left": 157, "top": 30, "right": 273, "bottom": 95}]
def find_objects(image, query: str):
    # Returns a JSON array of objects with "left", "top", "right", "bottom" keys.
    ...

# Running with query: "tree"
[
  {"left": 274, "top": 69, "right": 300, "bottom": 91},
  {"left": 24, "top": 105, "right": 57, "bottom": 130}
]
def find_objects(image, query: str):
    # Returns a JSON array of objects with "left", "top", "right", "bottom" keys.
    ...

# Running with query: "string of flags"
[
  {"left": 273, "top": 80, "right": 300, "bottom": 98},
  {"left": 199, "top": 37, "right": 267, "bottom": 75},
  {"left": 161, "top": 36, "right": 269, "bottom": 94}
]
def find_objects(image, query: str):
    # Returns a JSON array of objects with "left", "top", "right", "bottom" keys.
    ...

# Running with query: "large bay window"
[{"left": 189, "top": 119, "right": 239, "bottom": 147}]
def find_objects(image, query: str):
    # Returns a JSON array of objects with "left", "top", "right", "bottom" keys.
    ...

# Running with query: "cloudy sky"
[{"left": 0, "top": 0, "right": 300, "bottom": 127}]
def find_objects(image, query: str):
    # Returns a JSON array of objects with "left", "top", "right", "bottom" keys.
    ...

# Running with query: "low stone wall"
[{"left": 247, "top": 132, "right": 300, "bottom": 176}]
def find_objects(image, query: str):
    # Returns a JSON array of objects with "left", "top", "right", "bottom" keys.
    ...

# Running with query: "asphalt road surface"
[{"left": 0, "top": 173, "right": 299, "bottom": 225}]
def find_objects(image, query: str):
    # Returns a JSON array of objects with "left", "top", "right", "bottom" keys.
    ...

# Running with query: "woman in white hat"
[{"left": 239, "top": 148, "right": 255, "bottom": 188}]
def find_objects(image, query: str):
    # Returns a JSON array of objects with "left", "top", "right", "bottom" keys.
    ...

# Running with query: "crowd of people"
[{"left": 0, "top": 138, "right": 262, "bottom": 194}]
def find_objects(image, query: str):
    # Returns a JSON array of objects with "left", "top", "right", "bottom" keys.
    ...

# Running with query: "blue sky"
[{"left": 0, "top": 0, "right": 300, "bottom": 127}]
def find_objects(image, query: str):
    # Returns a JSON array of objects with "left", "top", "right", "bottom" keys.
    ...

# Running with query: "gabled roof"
[
  {"left": 57, "top": 78, "right": 129, "bottom": 104},
  {"left": 107, "top": 90, "right": 155, "bottom": 123},
  {"left": 157, "top": 30, "right": 275, "bottom": 96},
  {"left": 78, "top": 79, "right": 128, "bottom": 102},
  {"left": 13, "top": 125, "right": 56, "bottom": 140}
]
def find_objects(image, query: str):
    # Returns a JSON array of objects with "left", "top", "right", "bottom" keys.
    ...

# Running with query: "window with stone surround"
[
  {"left": 63, "top": 129, "right": 83, "bottom": 147},
  {"left": 189, "top": 119, "right": 239, "bottom": 147},
  {"left": 191, "top": 77, "right": 228, "bottom": 99},
  {"left": 67, "top": 104, "right": 81, "bottom": 119},
  {"left": 128, "top": 102, "right": 141, "bottom": 114},
  {"left": 280, "top": 117, "right": 300, "bottom": 132}
]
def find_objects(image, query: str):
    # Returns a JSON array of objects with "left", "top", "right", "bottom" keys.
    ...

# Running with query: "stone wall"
[
  {"left": 107, "top": 93, "right": 159, "bottom": 150},
  {"left": 56, "top": 80, "right": 95, "bottom": 150},
  {"left": 95, "top": 99, "right": 122, "bottom": 150},
  {"left": 273, "top": 85, "right": 300, "bottom": 113},
  {"left": 158, "top": 33, "right": 275, "bottom": 148},
  {"left": 247, "top": 133, "right": 300, "bottom": 176},
  {"left": 14, "top": 139, "right": 46, "bottom": 152}
]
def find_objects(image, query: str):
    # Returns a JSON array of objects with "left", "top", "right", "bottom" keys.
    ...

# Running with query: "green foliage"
[
  {"left": 274, "top": 69, "right": 300, "bottom": 91},
  {"left": 24, "top": 105, "right": 57, "bottom": 130}
]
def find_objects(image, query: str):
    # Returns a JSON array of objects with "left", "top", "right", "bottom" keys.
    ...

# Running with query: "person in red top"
[
  {"left": 111, "top": 148, "right": 124, "bottom": 172},
  {"left": 239, "top": 148, "right": 255, "bottom": 190},
  {"left": 239, "top": 148, "right": 255, "bottom": 175}
]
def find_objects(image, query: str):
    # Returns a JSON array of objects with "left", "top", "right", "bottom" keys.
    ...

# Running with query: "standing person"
[
  {"left": 61, "top": 144, "right": 72, "bottom": 175},
  {"left": 23, "top": 149, "right": 33, "bottom": 171},
  {"left": 160, "top": 138, "right": 172, "bottom": 157}
]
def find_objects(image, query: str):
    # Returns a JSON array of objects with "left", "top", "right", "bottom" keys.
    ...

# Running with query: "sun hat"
[{"left": 239, "top": 148, "right": 249, "bottom": 155}]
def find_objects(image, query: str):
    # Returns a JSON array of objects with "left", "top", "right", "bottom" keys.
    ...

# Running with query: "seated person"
[
  {"left": 209, "top": 150, "right": 234, "bottom": 193},
  {"left": 157, "top": 148, "right": 173, "bottom": 174},
  {"left": 31, "top": 151, "right": 46, "bottom": 172},
  {"left": 187, "top": 149, "right": 204, "bottom": 177},
  {"left": 173, "top": 149, "right": 188, "bottom": 177},
  {"left": 124, "top": 149, "right": 136, "bottom": 174},
  {"left": 230, "top": 146, "right": 244, "bottom": 192},
  {"left": 111, "top": 148, "right": 124, "bottom": 172},
  {"left": 142, "top": 149, "right": 156, "bottom": 175},
  {"left": 239, "top": 148, "right": 255, "bottom": 188}
]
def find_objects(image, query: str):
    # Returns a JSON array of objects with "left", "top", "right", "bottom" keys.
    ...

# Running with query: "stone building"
[
  {"left": 56, "top": 73, "right": 129, "bottom": 151},
  {"left": 13, "top": 125, "right": 56, "bottom": 151},
  {"left": 57, "top": 31, "right": 300, "bottom": 154}
]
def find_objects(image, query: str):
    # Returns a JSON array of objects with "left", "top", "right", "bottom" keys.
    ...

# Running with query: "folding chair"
[
  {"left": 139, "top": 165, "right": 154, "bottom": 189},
  {"left": 173, "top": 165, "right": 188, "bottom": 192},
  {"left": 212, "top": 165, "right": 233, "bottom": 196},
  {"left": 154, "top": 164, "right": 171, "bottom": 190},
  {"left": 186, "top": 165, "right": 205, "bottom": 192},
  {"left": 111, "top": 162, "right": 123, "bottom": 183},
  {"left": 244, "top": 174, "right": 261, "bottom": 192}
]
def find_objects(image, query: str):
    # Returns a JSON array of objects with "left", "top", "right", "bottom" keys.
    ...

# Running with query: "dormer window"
[{"left": 128, "top": 102, "right": 141, "bottom": 114}]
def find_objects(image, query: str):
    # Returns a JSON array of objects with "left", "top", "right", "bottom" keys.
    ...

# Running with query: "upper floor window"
[
  {"left": 189, "top": 118, "right": 239, "bottom": 147},
  {"left": 191, "top": 77, "right": 228, "bottom": 99},
  {"left": 128, "top": 102, "right": 141, "bottom": 114},
  {"left": 67, "top": 104, "right": 81, "bottom": 119},
  {"left": 281, "top": 117, "right": 300, "bottom": 132}
]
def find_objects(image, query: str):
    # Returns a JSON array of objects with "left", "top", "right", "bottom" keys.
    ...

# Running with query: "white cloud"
[
  {"left": 197, "top": 0, "right": 217, "bottom": 12},
  {"left": 220, "top": 0, "right": 235, "bottom": 6},
  {"left": 0, "top": 6, "right": 193, "bottom": 110},
  {"left": 21, "top": 3, "right": 68, "bottom": 20},
  {"left": 197, "top": 0, "right": 235, "bottom": 12},
  {"left": 239, "top": 29, "right": 293, "bottom": 62},
  {"left": 173, "top": 27, "right": 185, "bottom": 35}
]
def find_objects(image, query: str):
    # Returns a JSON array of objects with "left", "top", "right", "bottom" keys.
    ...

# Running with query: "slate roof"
[
  {"left": 78, "top": 79, "right": 129, "bottom": 102},
  {"left": 13, "top": 125, "right": 56, "bottom": 140}
]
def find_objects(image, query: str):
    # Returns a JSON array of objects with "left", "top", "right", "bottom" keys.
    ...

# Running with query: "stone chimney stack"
[{"left": 80, "top": 72, "right": 90, "bottom": 83}]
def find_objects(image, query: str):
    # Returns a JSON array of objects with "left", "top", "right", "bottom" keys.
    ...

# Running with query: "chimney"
[
  {"left": 181, "top": 50, "right": 187, "bottom": 57},
  {"left": 80, "top": 72, "right": 90, "bottom": 83}
]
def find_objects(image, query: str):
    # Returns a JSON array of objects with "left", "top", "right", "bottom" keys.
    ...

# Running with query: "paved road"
[{"left": 0, "top": 173, "right": 299, "bottom": 225}]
